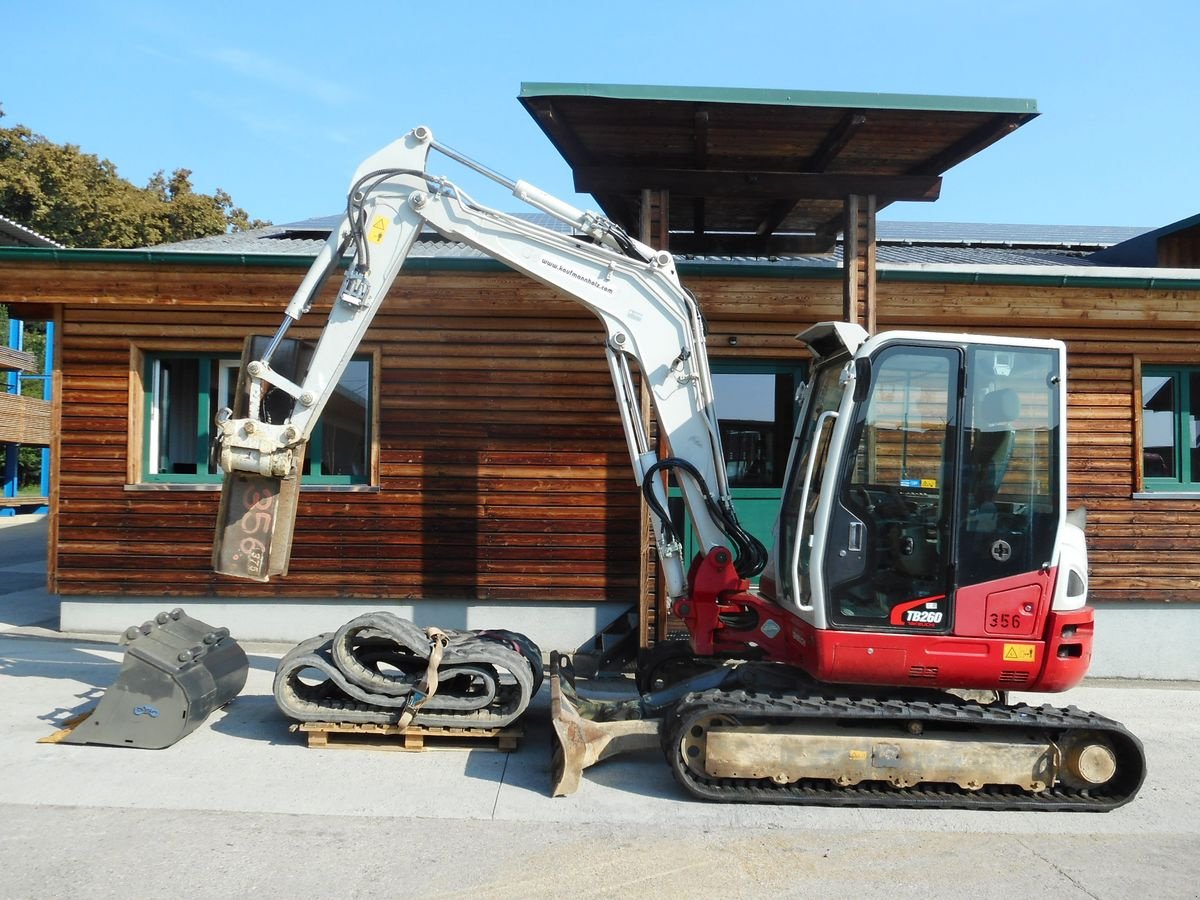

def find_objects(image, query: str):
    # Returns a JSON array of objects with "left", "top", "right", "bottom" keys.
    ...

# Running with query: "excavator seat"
[{"left": 969, "top": 388, "right": 1021, "bottom": 510}]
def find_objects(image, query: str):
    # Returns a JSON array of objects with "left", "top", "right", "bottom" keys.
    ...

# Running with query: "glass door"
[
  {"left": 670, "top": 361, "right": 806, "bottom": 575},
  {"left": 824, "top": 346, "right": 959, "bottom": 632}
]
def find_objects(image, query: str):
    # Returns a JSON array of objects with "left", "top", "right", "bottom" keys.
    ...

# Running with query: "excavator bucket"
[
  {"left": 213, "top": 335, "right": 309, "bottom": 581},
  {"left": 548, "top": 651, "right": 659, "bottom": 797},
  {"left": 52, "top": 609, "right": 248, "bottom": 749},
  {"left": 213, "top": 466, "right": 303, "bottom": 580}
]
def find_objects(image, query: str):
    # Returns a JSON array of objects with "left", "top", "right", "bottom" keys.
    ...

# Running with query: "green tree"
[{"left": 0, "top": 106, "right": 268, "bottom": 248}]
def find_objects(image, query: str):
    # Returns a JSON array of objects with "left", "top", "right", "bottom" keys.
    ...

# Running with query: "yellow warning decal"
[
  {"left": 920, "top": 479, "right": 937, "bottom": 489},
  {"left": 368, "top": 216, "right": 389, "bottom": 244},
  {"left": 848, "top": 750, "right": 868, "bottom": 761},
  {"left": 1003, "top": 643, "right": 1037, "bottom": 663}
]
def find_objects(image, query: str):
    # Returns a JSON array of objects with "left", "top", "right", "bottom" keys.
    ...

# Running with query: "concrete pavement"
[{"left": 2, "top": 514, "right": 1198, "bottom": 899}]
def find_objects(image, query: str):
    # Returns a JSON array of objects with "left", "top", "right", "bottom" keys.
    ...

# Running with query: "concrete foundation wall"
[
  {"left": 60, "top": 597, "right": 1200, "bottom": 682},
  {"left": 60, "top": 597, "right": 1200, "bottom": 681},
  {"left": 1089, "top": 604, "right": 1200, "bottom": 681},
  {"left": 59, "top": 597, "right": 631, "bottom": 655}
]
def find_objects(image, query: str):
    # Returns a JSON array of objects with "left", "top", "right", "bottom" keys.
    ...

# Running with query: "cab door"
[{"left": 823, "top": 345, "right": 960, "bottom": 633}]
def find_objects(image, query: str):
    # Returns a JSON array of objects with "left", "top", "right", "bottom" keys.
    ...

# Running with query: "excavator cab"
[{"left": 765, "top": 325, "right": 1088, "bottom": 693}]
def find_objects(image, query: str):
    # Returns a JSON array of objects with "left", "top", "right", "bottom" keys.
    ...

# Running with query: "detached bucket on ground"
[{"left": 51, "top": 609, "right": 248, "bottom": 749}]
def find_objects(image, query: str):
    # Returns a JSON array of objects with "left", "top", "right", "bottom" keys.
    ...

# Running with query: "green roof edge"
[
  {"left": 519, "top": 81, "right": 1038, "bottom": 116},
  {"left": 4, "top": 247, "right": 1200, "bottom": 291},
  {"left": 0, "top": 246, "right": 504, "bottom": 273}
]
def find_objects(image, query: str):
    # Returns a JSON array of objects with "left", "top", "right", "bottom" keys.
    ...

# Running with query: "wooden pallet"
[{"left": 292, "top": 721, "right": 522, "bottom": 752}]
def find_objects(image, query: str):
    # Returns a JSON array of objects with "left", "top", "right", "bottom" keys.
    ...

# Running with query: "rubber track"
[
  {"left": 663, "top": 688, "right": 1146, "bottom": 811},
  {"left": 274, "top": 612, "right": 542, "bottom": 729}
]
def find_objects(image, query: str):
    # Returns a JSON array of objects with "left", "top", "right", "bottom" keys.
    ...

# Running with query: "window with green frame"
[
  {"left": 710, "top": 365, "right": 807, "bottom": 489},
  {"left": 1141, "top": 365, "right": 1200, "bottom": 491},
  {"left": 667, "top": 360, "right": 807, "bottom": 568},
  {"left": 142, "top": 352, "right": 373, "bottom": 485}
]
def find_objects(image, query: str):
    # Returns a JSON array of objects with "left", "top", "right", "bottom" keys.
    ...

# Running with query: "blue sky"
[{"left": 3, "top": 1, "right": 1197, "bottom": 230}]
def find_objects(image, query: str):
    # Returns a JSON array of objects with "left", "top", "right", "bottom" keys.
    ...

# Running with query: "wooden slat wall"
[
  {"left": 49, "top": 267, "right": 644, "bottom": 600},
  {"left": 2, "top": 258, "right": 1198, "bottom": 608},
  {"left": 1158, "top": 225, "right": 1200, "bottom": 268},
  {"left": 871, "top": 278, "right": 1200, "bottom": 605}
]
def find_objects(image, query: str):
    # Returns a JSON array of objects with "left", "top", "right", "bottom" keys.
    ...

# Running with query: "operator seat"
[{"left": 968, "top": 388, "right": 1020, "bottom": 523}]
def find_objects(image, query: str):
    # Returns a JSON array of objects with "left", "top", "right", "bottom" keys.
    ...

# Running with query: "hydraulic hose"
[{"left": 641, "top": 458, "right": 768, "bottom": 579}]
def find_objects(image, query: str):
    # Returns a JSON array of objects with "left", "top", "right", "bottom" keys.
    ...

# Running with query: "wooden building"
[
  {"left": 1, "top": 215, "right": 57, "bottom": 511},
  {"left": 1, "top": 85, "right": 1197, "bottom": 678}
]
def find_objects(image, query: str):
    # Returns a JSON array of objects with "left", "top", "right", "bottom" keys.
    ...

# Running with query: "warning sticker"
[
  {"left": 1003, "top": 643, "right": 1037, "bottom": 663},
  {"left": 368, "top": 216, "right": 389, "bottom": 244}
]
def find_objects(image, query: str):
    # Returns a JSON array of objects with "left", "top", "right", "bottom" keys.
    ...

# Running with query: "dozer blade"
[
  {"left": 548, "top": 651, "right": 659, "bottom": 797},
  {"left": 53, "top": 609, "right": 248, "bottom": 749}
]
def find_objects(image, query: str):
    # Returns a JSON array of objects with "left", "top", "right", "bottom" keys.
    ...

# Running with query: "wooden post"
[
  {"left": 639, "top": 188, "right": 672, "bottom": 645},
  {"left": 842, "top": 194, "right": 878, "bottom": 333},
  {"left": 843, "top": 194, "right": 859, "bottom": 327}
]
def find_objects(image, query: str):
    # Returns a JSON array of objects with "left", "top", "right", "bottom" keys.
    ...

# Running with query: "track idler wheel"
[{"left": 1058, "top": 732, "right": 1120, "bottom": 790}]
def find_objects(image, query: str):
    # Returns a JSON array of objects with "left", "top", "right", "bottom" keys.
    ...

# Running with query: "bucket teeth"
[{"left": 548, "top": 651, "right": 659, "bottom": 797}]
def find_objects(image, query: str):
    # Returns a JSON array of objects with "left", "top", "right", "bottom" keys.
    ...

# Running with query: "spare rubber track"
[
  {"left": 663, "top": 688, "right": 1146, "bottom": 811},
  {"left": 275, "top": 612, "right": 543, "bottom": 729}
]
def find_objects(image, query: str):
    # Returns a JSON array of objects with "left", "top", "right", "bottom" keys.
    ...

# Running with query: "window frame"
[
  {"left": 1137, "top": 360, "right": 1200, "bottom": 494},
  {"left": 128, "top": 344, "right": 380, "bottom": 490},
  {"left": 709, "top": 361, "right": 807, "bottom": 490},
  {"left": 667, "top": 357, "right": 808, "bottom": 573}
]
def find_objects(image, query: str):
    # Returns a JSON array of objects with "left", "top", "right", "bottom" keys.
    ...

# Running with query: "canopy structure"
[{"left": 520, "top": 83, "right": 1038, "bottom": 328}]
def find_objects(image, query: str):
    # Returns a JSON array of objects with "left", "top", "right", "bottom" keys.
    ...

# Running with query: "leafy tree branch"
[{"left": 0, "top": 105, "right": 269, "bottom": 247}]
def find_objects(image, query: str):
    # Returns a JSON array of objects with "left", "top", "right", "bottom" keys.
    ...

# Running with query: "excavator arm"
[{"left": 213, "top": 126, "right": 764, "bottom": 588}]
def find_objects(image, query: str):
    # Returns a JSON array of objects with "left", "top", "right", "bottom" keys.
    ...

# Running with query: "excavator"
[{"left": 212, "top": 126, "right": 1145, "bottom": 810}]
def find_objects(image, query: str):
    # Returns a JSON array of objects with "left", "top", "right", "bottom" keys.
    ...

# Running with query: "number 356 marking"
[{"left": 988, "top": 612, "right": 1022, "bottom": 631}]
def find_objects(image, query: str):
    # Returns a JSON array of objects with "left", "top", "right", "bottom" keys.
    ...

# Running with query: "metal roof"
[
  {"left": 147, "top": 216, "right": 1149, "bottom": 270},
  {"left": 874, "top": 221, "right": 1148, "bottom": 248},
  {"left": 518, "top": 82, "right": 1039, "bottom": 256},
  {"left": 7, "top": 221, "right": 1200, "bottom": 291},
  {"left": 0, "top": 214, "right": 63, "bottom": 249}
]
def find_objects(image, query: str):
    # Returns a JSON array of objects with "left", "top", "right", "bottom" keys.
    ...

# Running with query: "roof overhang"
[{"left": 519, "top": 83, "right": 1038, "bottom": 256}]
